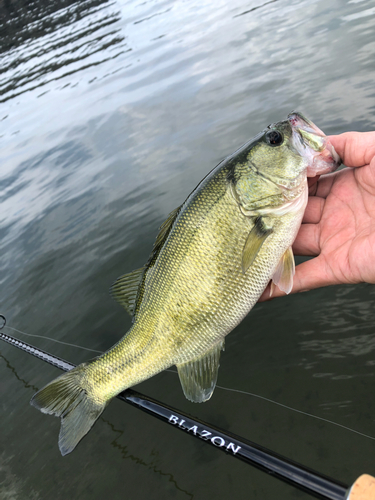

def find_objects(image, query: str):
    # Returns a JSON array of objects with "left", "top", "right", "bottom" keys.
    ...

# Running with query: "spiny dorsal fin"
[
  {"left": 176, "top": 340, "right": 225, "bottom": 403},
  {"left": 132, "top": 205, "right": 182, "bottom": 317},
  {"left": 110, "top": 267, "right": 145, "bottom": 316},
  {"left": 242, "top": 217, "right": 273, "bottom": 273},
  {"left": 111, "top": 206, "right": 181, "bottom": 318},
  {"left": 272, "top": 246, "right": 295, "bottom": 294},
  {"left": 152, "top": 206, "right": 181, "bottom": 256}
]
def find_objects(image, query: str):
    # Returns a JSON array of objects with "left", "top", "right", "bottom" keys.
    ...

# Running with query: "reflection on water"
[
  {"left": 0, "top": 0, "right": 126, "bottom": 103},
  {"left": 302, "top": 332, "right": 375, "bottom": 358},
  {"left": 300, "top": 287, "right": 375, "bottom": 374},
  {"left": 1, "top": 0, "right": 375, "bottom": 498}
]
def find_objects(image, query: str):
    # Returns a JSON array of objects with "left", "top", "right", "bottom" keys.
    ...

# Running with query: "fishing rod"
[{"left": 0, "top": 323, "right": 374, "bottom": 500}]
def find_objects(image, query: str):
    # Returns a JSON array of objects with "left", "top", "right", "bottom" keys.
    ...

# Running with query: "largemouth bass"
[{"left": 31, "top": 112, "right": 341, "bottom": 455}]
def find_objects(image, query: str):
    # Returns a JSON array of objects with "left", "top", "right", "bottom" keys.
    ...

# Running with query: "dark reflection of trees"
[{"left": 0, "top": 0, "right": 128, "bottom": 102}]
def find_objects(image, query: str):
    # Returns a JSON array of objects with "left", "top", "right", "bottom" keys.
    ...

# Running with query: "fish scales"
[{"left": 30, "top": 112, "right": 341, "bottom": 455}]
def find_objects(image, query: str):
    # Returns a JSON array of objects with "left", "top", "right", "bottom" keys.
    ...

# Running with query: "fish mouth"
[{"left": 288, "top": 111, "right": 341, "bottom": 176}]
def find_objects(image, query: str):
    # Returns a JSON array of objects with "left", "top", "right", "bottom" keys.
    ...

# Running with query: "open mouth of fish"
[{"left": 288, "top": 111, "right": 341, "bottom": 177}]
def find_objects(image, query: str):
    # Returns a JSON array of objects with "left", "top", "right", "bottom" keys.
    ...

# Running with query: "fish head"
[
  {"left": 229, "top": 113, "right": 341, "bottom": 215},
  {"left": 247, "top": 112, "right": 341, "bottom": 183},
  {"left": 229, "top": 120, "right": 309, "bottom": 215},
  {"left": 233, "top": 118, "right": 310, "bottom": 195}
]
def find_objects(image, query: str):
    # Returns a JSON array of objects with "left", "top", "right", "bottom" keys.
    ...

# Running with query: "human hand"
[{"left": 260, "top": 130, "right": 375, "bottom": 301}]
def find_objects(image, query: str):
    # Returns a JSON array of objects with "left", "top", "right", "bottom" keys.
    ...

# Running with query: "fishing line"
[
  {"left": 165, "top": 368, "right": 375, "bottom": 441},
  {"left": 3, "top": 325, "right": 103, "bottom": 354},
  {"left": 214, "top": 384, "right": 375, "bottom": 442},
  {"left": 2, "top": 318, "right": 374, "bottom": 443}
]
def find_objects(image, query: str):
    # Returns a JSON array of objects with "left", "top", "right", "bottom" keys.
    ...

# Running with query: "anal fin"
[{"left": 176, "top": 340, "right": 225, "bottom": 403}]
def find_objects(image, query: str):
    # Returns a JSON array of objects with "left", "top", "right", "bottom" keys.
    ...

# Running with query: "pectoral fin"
[
  {"left": 242, "top": 217, "right": 273, "bottom": 273},
  {"left": 176, "top": 340, "right": 225, "bottom": 403},
  {"left": 272, "top": 246, "right": 295, "bottom": 294},
  {"left": 110, "top": 267, "right": 145, "bottom": 316}
]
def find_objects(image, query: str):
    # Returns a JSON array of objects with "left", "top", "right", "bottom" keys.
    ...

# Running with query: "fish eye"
[{"left": 266, "top": 130, "right": 283, "bottom": 147}]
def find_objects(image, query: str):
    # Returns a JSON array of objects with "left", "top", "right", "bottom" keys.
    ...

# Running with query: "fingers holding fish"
[
  {"left": 289, "top": 255, "right": 337, "bottom": 294},
  {"left": 259, "top": 129, "right": 375, "bottom": 307},
  {"left": 329, "top": 132, "right": 375, "bottom": 169}
]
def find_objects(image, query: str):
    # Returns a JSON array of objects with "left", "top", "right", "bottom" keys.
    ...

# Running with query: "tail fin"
[{"left": 30, "top": 363, "right": 107, "bottom": 456}]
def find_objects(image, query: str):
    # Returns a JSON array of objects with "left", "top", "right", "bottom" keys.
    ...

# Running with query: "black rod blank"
[{"left": 0, "top": 330, "right": 349, "bottom": 500}]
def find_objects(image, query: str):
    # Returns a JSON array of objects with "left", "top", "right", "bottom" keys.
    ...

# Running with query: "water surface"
[{"left": 1, "top": 0, "right": 375, "bottom": 498}]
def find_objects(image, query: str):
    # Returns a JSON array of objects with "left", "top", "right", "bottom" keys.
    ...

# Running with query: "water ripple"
[{"left": 0, "top": 0, "right": 126, "bottom": 103}]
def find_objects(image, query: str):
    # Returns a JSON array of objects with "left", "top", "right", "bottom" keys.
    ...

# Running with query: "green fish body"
[{"left": 31, "top": 112, "right": 341, "bottom": 455}]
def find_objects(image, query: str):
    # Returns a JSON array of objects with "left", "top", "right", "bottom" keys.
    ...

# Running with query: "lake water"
[{"left": 1, "top": 0, "right": 375, "bottom": 498}]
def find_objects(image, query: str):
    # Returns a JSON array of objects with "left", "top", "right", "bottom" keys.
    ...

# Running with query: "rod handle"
[{"left": 347, "top": 474, "right": 375, "bottom": 500}]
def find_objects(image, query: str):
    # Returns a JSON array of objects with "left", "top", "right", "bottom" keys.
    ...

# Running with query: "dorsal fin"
[
  {"left": 176, "top": 340, "right": 225, "bottom": 403},
  {"left": 110, "top": 267, "right": 145, "bottom": 316},
  {"left": 131, "top": 205, "right": 182, "bottom": 319},
  {"left": 152, "top": 206, "right": 181, "bottom": 256},
  {"left": 111, "top": 206, "right": 181, "bottom": 318}
]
